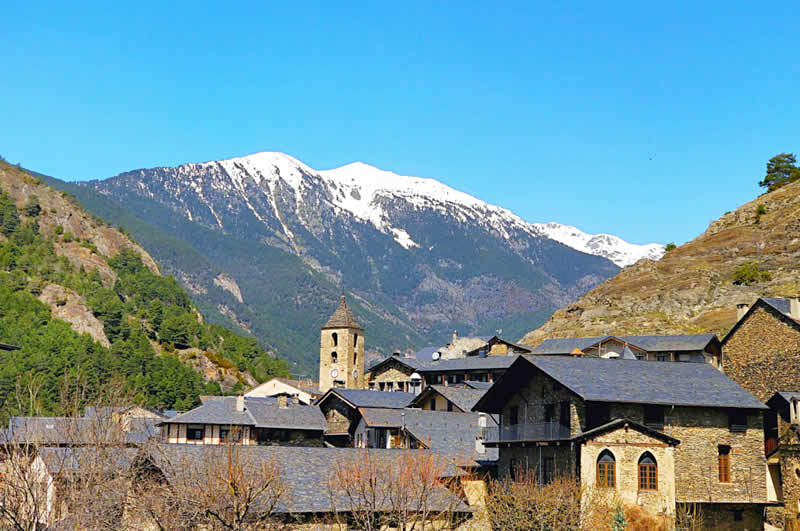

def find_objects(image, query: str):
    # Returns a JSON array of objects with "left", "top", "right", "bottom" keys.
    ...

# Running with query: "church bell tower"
[{"left": 319, "top": 296, "right": 365, "bottom": 393}]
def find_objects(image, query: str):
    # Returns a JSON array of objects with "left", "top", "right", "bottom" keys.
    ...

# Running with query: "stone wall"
[
  {"left": 320, "top": 395, "right": 354, "bottom": 436},
  {"left": 366, "top": 360, "right": 413, "bottom": 388},
  {"left": 692, "top": 503, "right": 764, "bottom": 531},
  {"left": 580, "top": 426, "right": 676, "bottom": 516},
  {"left": 723, "top": 305, "right": 800, "bottom": 402},
  {"left": 319, "top": 328, "right": 365, "bottom": 393},
  {"left": 502, "top": 370, "right": 577, "bottom": 433},
  {"left": 780, "top": 445, "right": 800, "bottom": 522},
  {"left": 668, "top": 407, "right": 767, "bottom": 504}
]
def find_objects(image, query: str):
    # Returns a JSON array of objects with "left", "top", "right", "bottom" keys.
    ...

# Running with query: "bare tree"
[
  {"left": 131, "top": 441, "right": 289, "bottom": 530},
  {"left": 327, "top": 449, "right": 468, "bottom": 530}
]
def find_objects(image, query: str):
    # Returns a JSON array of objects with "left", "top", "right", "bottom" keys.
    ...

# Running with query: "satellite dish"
[
  {"left": 601, "top": 352, "right": 620, "bottom": 359},
  {"left": 330, "top": 368, "right": 339, "bottom": 378},
  {"left": 432, "top": 351, "right": 441, "bottom": 361},
  {"left": 410, "top": 372, "right": 422, "bottom": 380}
]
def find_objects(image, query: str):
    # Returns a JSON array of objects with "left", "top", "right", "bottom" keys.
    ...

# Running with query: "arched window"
[
  {"left": 331, "top": 332, "right": 338, "bottom": 347},
  {"left": 638, "top": 452, "right": 657, "bottom": 491},
  {"left": 331, "top": 351, "right": 338, "bottom": 363},
  {"left": 597, "top": 450, "right": 616, "bottom": 488}
]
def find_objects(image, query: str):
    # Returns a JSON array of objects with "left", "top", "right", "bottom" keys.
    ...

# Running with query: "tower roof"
[{"left": 322, "top": 296, "right": 363, "bottom": 330}]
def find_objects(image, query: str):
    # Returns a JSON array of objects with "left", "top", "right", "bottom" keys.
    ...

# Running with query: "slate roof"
[
  {"left": 148, "top": 444, "right": 471, "bottom": 514},
  {"left": 357, "top": 408, "right": 498, "bottom": 464},
  {"left": 126, "top": 418, "right": 163, "bottom": 444},
  {"left": 415, "top": 355, "right": 517, "bottom": 373},
  {"left": 274, "top": 377, "right": 321, "bottom": 397},
  {"left": 463, "top": 381, "right": 494, "bottom": 391},
  {"left": 474, "top": 355, "right": 767, "bottom": 412},
  {"left": 777, "top": 391, "right": 800, "bottom": 402},
  {"left": 411, "top": 346, "right": 442, "bottom": 362},
  {"left": 163, "top": 396, "right": 326, "bottom": 431},
  {"left": 530, "top": 334, "right": 718, "bottom": 355},
  {"left": 38, "top": 447, "right": 140, "bottom": 474},
  {"left": 5, "top": 417, "right": 93, "bottom": 445},
  {"left": 322, "top": 296, "right": 362, "bottom": 330},
  {"left": 763, "top": 297, "right": 791, "bottom": 315},
  {"left": 319, "top": 388, "right": 416, "bottom": 409},
  {"left": 412, "top": 385, "right": 487, "bottom": 412}
]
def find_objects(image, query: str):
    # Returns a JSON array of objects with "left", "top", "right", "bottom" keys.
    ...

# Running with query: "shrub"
[
  {"left": 23, "top": 196, "right": 41, "bottom": 217},
  {"left": 732, "top": 261, "right": 772, "bottom": 285},
  {"left": 664, "top": 242, "right": 677, "bottom": 252},
  {"left": 55, "top": 225, "right": 64, "bottom": 235},
  {"left": 62, "top": 231, "right": 74, "bottom": 243}
]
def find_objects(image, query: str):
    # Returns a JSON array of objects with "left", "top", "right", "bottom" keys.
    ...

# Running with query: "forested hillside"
[{"left": 0, "top": 160, "right": 289, "bottom": 420}]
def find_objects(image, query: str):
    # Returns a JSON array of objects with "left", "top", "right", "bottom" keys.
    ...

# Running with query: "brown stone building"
[
  {"left": 318, "top": 297, "right": 365, "bottom": 394},
  {"left": 315, "top": 388, "right": 415, "bottom": 446},
  {"left": 474, "top": 355, "right": 770, "bottom": 529},
  {"left": 722, "top": 297, "right": 800, "bottom": 403}
]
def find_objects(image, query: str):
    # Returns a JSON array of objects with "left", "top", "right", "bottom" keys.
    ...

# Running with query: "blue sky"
[{"left": 2, "top": 1, "right": 798, "bottom": 245}]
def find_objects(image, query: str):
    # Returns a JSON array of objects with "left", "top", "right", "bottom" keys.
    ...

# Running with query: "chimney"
[
  {"left": 277, "top": 395, "right": 288, "bottom": 408},
  {"left": 291, "top": 394, "right": 299, "bottom": 405},
  {"left": 451, "top": 330, "right": 458, "bottom": 345},
  {"left": 792, "top": 298, "right": 800, "bottom": 320},
  {"left": 236, "top": 395, "right": 245, "bottom": 412},
  {"left": 736, "top": 303, "right": 750, "bottom": 321}
]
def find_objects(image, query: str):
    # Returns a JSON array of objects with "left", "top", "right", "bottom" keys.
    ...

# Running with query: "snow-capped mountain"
[
  {"left": 533, "top": 222, "right": 665, "bottom": 267},
  {"left": 83, "top": 151, "right": 622, "bottom": 369}
]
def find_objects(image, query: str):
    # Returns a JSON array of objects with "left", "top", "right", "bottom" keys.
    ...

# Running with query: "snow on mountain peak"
[{"left": 533, "top": 222, "right": 665, "bottom": 267}]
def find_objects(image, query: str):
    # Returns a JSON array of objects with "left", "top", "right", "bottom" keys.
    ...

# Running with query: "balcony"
[{"left": 483, "top": 422, "right": 571, "bottom": 444}]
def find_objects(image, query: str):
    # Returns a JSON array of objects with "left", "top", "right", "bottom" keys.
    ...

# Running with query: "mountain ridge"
[{"left": 521, "top": 177, "right": 800, "bottom": 346}]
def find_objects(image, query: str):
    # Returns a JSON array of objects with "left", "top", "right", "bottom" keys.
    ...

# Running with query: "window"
[
  {"left": 560, "top": 401, "right": 570, "bottom": 427},
  {"left": 447, "top": 401, "right": 454, "bottom": 412},
  {"left": 656, "top": 353, "right": 670, "bottom": 362},
  {"left": 644, "top": 405, "right": 665, "bottom": 430},
  {"left": 719, "top": 445, "right": 731, "bottom": 483},
  {"left": 728, "top": 410, "right": 747, "bottom": 432},
  {"left": 544, "top": 404, "right": 555, "bottom": 423},
  {"left": 354, "top": 333, "right": 358, "bottom": 348},
  {"left": 331, "top": 332, "right": 338, "bottom": 347},
  {"left": 220, "top": 427, "right": 229, "bottom": 442},
  {"left": 430, "top": 398, "right": 436, "bottom": 411},
  {"left": 331, "top": 351, "right": 338, "bottom": 363},
  {"left": 508, "top": 405, "right": 519, "bottom": 426},
  {"left": 733, "top": 509, "right": 743, "bottom": 521},
  {"left": 638, "top": 453, "right": 657, "bottom": 491},
  {"left": 597, "top": 450, "right": 616, "bottom": 488},
  {"left": 187, "top": 425, "right": 204, "bottom": 441}
]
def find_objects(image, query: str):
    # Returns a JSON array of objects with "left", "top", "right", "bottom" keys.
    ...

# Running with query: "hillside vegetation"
[
  {"left": 0, "top": 160, "right": 288, "bottom": 419},
  {"left": 522, "top": 176, "right": 800, "bottom": 345}
]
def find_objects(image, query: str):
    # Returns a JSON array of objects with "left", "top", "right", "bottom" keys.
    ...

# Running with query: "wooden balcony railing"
[{"left": 483, "top": 422, "right": 571, "bottom": 443}]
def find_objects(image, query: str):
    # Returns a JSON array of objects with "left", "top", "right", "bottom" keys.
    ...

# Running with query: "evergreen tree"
[{"left": 760, "top": 153, "right": 800, "bottom": 192}]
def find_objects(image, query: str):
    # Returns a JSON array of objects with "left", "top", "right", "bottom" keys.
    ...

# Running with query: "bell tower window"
[
  {"left": 332, "top": 332, "right": 338, "bottom": 347},
  {"left": 331, "top": 351, "right": 338, "bottom": 363}
]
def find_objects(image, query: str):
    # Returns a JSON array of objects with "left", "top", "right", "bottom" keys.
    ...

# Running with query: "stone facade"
[
  {"left": 581, "top": 426, "right": 676, "bottom": 515},
  {"left": 366, "top": 359, "right": 415, "bottom": 391},
  {"left": 319, "top": 327, "right": 365, "bottom": 393},
  {"left": 780, "top": 445, "right": 800, "bottom": 522},
  {"left": 723, "top": 304, "right": 800, "bottom": 402}
]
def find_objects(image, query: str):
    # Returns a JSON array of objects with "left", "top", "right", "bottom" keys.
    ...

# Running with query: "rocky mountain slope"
[
  {"left": 57, "top": 152, "right": 626, "bottom": 372},
  {"left": 522, "top": 179, "right": 800, "bottom": 346},
  {"left": 0, "top": 160, "right": 289, "bottom": 416}
]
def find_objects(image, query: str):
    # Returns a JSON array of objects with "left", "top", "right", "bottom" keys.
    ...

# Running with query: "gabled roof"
[
  {"left": 530, "top": 334, "right": 719, "bottom": 355},
  {"left": 415, "top": 355, "right": 517, "bottom": 373},
  {"left": 474, "top": 355, "right": 767, "bottom": 413},
  {"left": 322, "top": 296, "right": 362, "bottom": 330},
  {"left": 148, "top": 444, "right": 471, "bottom": 514},
  {"left": 723, "top": 297, "right": 800, "bottom": 345},
  {"left": 410, "top": 385, "right": 487, "bottom": 412},
  {"left": 357, "top": 408, "right": 498, "bottom": 463},
  {"left": 274, "top": 378, "right": 322, "bottom": 396},
  {"left": 38, "top": 447, "right": 140, "bottom": 474},
  {"left": 317, "top": 388, "right": 416, "bottom": 409},
  {"left": 571, "top": 418, "right": 680, "bottom": 446},
  {"left": 463, "top": 381, "right": 494, "bottom": 391},
  {"left": 163, "top": 396, "right": 326, "bottom": 431},
  {"left": 465, "top": 336, "right": 533, "bottom": 356}
]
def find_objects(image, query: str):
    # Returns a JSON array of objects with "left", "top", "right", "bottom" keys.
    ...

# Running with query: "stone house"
[
  {"left": 410, "top": 384, "right": 489, "bottom": 413},
  {"left": 474, "top": 355, "right": 770, "bottom": 529},
  {"left": 159, "top": 395, "right": 326, "bottom": 446},
  {"left": 765, "top": 391, "right": 800, "bottom": 525},
  {"left": 244, "top": 377, "right": 321, "bottom": 405},
  {"left": 353, "top": 407, "right": 497, "bottom": 462},
  {"left": 530, "top": 333, "right": 722, "bottom": 366},
  {"left": 722, "top": 297, "right": 800, "bottom": 403},
  {"left": 463, "top": 335, "right": 533, "bottom": 357},
  {"left": 365, "top": 354, "right": 515, "bottom": 394},
  {"left": 315, "top": 388, "right": 415, "bottom": 446}
]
